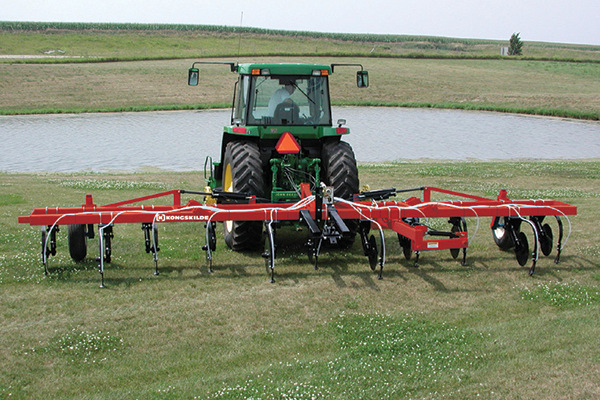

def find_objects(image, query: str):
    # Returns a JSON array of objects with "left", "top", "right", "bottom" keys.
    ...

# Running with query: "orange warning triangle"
[{"left": 275, "top": 132, "right": 301, "bottom": 154}]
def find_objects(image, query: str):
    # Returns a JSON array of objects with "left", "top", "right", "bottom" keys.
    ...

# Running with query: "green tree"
[{"left": 508, "top": 32, "right": 523, "bottom": 56}]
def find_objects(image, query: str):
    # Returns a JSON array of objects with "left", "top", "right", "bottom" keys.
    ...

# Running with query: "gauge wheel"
[
  {"left": 68, "top": 224, "right": 87, "bottom": 262},
  {"left": 492, "top": 217, "right": 515, "bottom": 250}
]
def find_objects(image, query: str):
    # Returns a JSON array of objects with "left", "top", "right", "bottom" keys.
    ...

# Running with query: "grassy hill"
[{"left": 1, "top": 22, "right": 600, "bottom": 119}]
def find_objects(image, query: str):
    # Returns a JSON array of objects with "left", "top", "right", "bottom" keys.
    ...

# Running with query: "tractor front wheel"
[{"left": 222, "top": 140, "right": 265, "bottom": 251}]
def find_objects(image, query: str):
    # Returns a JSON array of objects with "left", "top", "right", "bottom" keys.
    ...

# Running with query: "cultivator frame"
[{"left": 18, "top": 184, "right": 576, "bottom": 287}]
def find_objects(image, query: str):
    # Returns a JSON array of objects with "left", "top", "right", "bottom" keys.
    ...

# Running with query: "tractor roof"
[{"left": 237, "top": 63, "right": 332, "bottom": 76}]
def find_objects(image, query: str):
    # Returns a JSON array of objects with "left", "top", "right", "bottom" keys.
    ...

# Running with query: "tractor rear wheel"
[
  {"left": 322, "top": 140, "right": 359, "bottom": 247},
  {"left": 222, "top": 140, "right": 265, "bottom": 251}
]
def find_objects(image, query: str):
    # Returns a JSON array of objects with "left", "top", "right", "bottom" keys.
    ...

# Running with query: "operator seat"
[{"left": 273, "top": 99, "right": 299, "bottom": 125}]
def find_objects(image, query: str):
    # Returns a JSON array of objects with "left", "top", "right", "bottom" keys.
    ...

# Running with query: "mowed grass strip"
[
  {"left": 2, "top": 57, "right": 600, "bottom": 119},
  {"left": 1, "top": 160, "right": 599, "bottom": 399}
]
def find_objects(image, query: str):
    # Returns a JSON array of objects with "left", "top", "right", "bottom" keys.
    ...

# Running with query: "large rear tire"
[
  {"left": 322, "top": 140, "right": 359, "bottom": 247},
  {"left": 222, "top": 140, "right": 265, "bottom": 251}
]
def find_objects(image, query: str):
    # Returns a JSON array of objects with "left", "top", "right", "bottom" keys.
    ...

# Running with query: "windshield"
[{"left": 245, "top": 75, "right": 331, "bottom": 126}]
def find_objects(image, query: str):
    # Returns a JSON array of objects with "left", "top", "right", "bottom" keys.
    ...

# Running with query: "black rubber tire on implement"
[
  {"left": 492, "top": 217, "right": 515, "bottom": 250},
  {"left": 321, "top": 140, "right": 359, "bottom": 247},
  {"left": 68, "top": 224, "right": 87, "bottom": 262},
  {"left": 222, "top": 140, "right": 265, "bottom": 251}
]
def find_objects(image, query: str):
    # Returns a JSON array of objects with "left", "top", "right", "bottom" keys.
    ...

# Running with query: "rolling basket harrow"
[{"left": 18, "top": 183, "right": 577, "bottom": 287}]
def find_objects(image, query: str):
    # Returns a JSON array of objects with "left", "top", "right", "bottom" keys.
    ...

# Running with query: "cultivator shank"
[{"left": 18, "top": 185, "right": 576, "bottom": 287}]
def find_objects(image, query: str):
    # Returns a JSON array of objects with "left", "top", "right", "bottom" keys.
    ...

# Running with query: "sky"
[{"left": 2, "top": 0, "right": 600, "bottom": 45}]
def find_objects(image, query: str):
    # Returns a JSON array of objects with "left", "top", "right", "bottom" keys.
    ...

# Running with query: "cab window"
[{"left": 246, "top": 75, "right": 331, "bottom": 126}]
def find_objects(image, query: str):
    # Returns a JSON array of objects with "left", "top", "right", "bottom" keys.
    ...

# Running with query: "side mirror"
[
  {"left": 188, "top": 68, "right": 199, "bottom": 86},
  {"left": 357, "top": 70, "right": 369, "bottom": 88}
]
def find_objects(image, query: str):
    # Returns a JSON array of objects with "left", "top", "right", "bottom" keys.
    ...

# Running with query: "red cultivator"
[{"left": 18, "top": 184, "right": 576, "bottom": 287}]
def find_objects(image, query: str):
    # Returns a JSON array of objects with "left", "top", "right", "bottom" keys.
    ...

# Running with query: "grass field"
[
  {"left": 2, "top": 22, "right": 600, "bottom": 61},
  {"left": 1, "top": 56, "right": 600, "bottom": 119},
  {"left": 4, "top": 31, "right": 599, "bottom": 62},
  {"left": 1, "top": 23, "right": 600, "bottom": 119},
  {"left": 1, "top": 161, "right": 599, "bottom": 399}
]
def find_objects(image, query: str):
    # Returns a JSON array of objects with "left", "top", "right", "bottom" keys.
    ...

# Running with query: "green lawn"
[{"left": 2, "top": 161, "right": 599, "bottom": 399}]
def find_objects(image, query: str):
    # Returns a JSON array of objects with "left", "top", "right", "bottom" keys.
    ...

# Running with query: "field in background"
[
  {"left": 1, "top": 22, "right": 600, "bottom": 119},
  {"left": 3, "top": 21, "right": 600, "bottom": 61},
  {"left": 1, "top": 161, "right": 599, "bottom": 399}
]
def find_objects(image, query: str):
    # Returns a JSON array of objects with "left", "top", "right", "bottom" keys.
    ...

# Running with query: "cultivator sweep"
[{"left": 18, "top": 184, "right": 576, "bottom": 287}]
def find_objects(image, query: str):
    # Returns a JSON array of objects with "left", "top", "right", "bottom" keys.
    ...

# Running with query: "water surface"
[{"left": 1, "top": 107, "right": 598, "bottom": 172}]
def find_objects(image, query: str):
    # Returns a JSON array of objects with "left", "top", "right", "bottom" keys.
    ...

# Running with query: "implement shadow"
[{"left": 38, "top": 239, "right": 598, "bottom": 289}]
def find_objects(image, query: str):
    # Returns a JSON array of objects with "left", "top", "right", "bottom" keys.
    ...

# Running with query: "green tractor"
[{"left": 188, "top": 62, "right": 369, "bottom": 251}]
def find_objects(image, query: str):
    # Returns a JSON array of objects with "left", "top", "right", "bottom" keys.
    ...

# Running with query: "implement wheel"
[
  {"left": 68, "top": 224, "right": 87, "bottom": 262},
  {"left": 322, "top": 140, "right": 359, "bottom": 247},
  {"left": 492, "top": 217, "right": 515, "bottom": 250},
  {"left": 222, "top": 140, "right": 265, "bottom": 251}
]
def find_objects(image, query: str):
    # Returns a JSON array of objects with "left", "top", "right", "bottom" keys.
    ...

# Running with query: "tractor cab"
[
  {"left": 189, "top": 62, "right": 368, "bottom": 129},
  {"left": 232, "top": 65, "right": 333, "bottom": 127}
]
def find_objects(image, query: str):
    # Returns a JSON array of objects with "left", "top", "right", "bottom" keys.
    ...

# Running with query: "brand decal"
[{"left": 156, "top": 214, "right": 209, "bottom": 222}]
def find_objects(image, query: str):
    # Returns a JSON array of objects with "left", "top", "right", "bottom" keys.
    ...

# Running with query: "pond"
[{"left": 1, "top": 107, "right": 599, "bottom": 172}]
